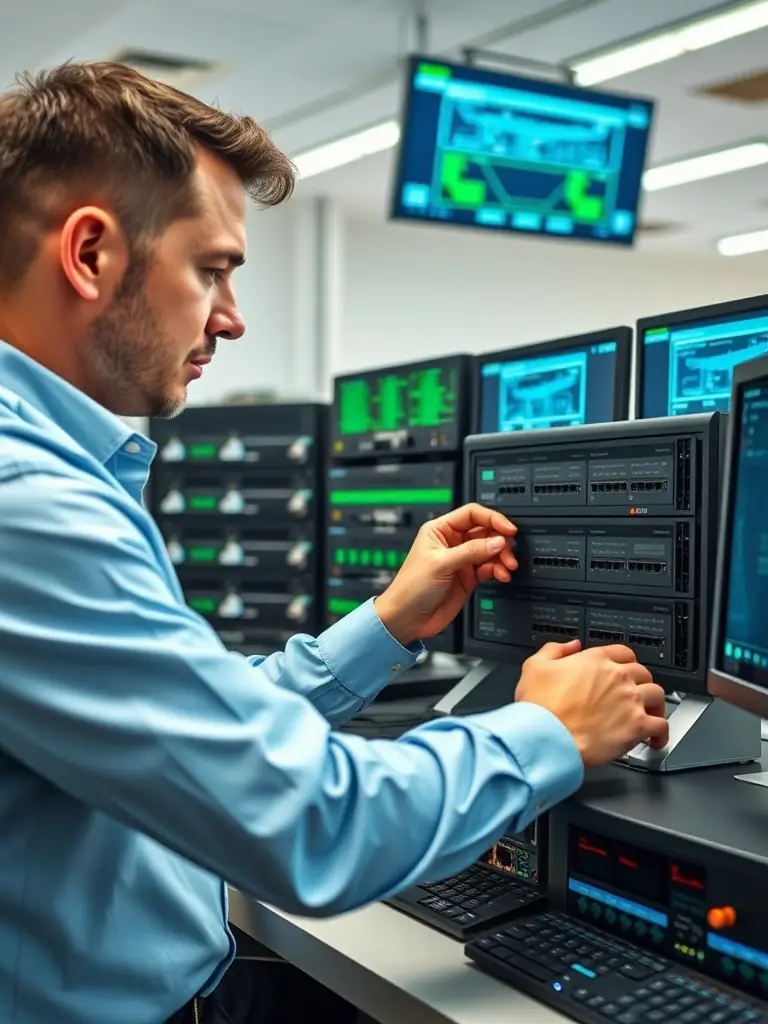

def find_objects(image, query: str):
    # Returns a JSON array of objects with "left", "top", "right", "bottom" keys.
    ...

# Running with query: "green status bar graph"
[{"left": 339, "top": 365, "right": 459, "bottom": 436}]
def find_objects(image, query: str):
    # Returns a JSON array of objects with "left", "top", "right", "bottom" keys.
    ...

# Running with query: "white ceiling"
[{"left": 4, "top": 0, "right": 768, "bottom": 254}]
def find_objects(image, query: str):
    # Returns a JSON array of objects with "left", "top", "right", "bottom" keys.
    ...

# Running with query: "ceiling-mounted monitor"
[{"left": 390, "top": 55, "right": 654, "bottom": 247}]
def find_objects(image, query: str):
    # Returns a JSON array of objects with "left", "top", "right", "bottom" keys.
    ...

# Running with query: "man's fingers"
[
  {"left": 641, "top": 711, "right": 670, "bottom": 750},
  {"left": 534, "top": 639, "right": 582, "bottom": 660},
  {"left": 587, "top": 644, "right": 639, "bottom": 664},
  {"left": 637, "top": 682, "right": 667, "bottom": 716},
  {"left": 436, "top": 503, "right": 517, "bottom": 537}
]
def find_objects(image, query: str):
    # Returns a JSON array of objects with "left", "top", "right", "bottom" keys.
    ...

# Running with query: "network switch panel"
[
  {"left": 511, "top": 518, "right": 693, "bottom": 594},
  {"left": 152, "top": 469, "right": 316, "bottom": 522},
  {"left": 183, "top": 576, "right": 315, "bottom": 649},
  {"left": 161, "top": 524, "right": 316, "bottom": 578},
  {"left": 474, "top": 589, "right": 688, "bottom": 670},
  {"left": 476, "top": 440, "right": 693, "bottom": 513},
  {"left": 152, "top": 403, "right": 323, "bottom": 469},
  {"left": 464, "top": 414, "right": 723, "bottom": 694}
]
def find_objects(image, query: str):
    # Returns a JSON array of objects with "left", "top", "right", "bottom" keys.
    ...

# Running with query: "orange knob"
[{"left": 707, "top": 906, "right": 737, "bottom": 930}]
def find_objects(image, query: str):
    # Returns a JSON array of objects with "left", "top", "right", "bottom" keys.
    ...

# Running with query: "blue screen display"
[
  {"left": 721, "top": 383, "right": 768, "bottom": 689},
  {"left": 640, "top": 310, "right": 768, "bottom": 419},
  {"left": 391, "top": 55, "right": 654, "bottom": 245},
  {"left": 479, "top": 341, "right": 619, "bottom": 433}
]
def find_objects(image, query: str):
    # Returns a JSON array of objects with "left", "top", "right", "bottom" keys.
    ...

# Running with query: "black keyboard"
[
  {"left": 387, "top": 862, "right": 544, "bottom": 939},
  {"left": 466, "top": 912, "right": 767, "bottom": 1024}
]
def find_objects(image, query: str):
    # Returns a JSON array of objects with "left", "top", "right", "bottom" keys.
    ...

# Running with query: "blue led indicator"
[{"left": 553, "top": 981, "right": 563, "bottom": 992}]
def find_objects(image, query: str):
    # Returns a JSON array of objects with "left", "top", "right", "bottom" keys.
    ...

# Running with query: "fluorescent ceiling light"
[
  {"left": 643, "top": 141, "right": 768, "bottom": 191},
  {"left": 572, "top": 0, "right": 768, "bottom": 85},
  {"left": 293, "top": 120, "right": 400, "bottom": 179},
  {"left": 718, "top": 227, "right": 768, "bottom": 255}
]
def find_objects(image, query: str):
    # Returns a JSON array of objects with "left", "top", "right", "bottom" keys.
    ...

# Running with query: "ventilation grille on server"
[
  {"left": 674, "top": 522, "right": 691, "bottom": 592},
  {"left": 675, "top": 439, "right": 692, "bottom": 511},
  {"left": 673, "top": 602, "right": 690, "bottom": 670}
]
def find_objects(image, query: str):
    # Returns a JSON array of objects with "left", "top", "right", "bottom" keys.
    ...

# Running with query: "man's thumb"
[{"left": 441, "top": 535, "right": 506, "bottom": 571}]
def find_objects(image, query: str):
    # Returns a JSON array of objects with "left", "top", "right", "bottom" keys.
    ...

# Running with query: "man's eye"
[{"left": 202, "top": 268, "right": 224, "bottom": 283}]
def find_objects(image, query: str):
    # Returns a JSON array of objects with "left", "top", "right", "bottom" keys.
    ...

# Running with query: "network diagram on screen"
[
  {"left": 494, "top": 351, "right": 587, "bottom": 431},
  {"left": 393, "top": 58, "right": 652, "bottom": 244},
  {"left": 642, "top": 314, "right": 768, "bottom": 417}
]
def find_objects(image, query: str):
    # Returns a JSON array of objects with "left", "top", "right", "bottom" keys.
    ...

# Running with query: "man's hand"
[
  {"left": 515, "top": 640, "right": 669, "bottom": 766},
  {"left": 374, "top": 503, "right": 517, "bottom": 646}
]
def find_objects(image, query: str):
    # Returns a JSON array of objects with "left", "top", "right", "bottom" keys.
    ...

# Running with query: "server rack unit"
[
  {"left": 327, "top": 355, "right": 471, "bottom": 653},
  {"left": 148, "top": 403, "right": 327, "bottom": 654}
]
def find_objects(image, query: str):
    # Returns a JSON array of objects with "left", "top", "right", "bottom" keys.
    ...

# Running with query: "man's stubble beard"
[{"left": 85, "top": 255, "right": 185, "bottom": 420}]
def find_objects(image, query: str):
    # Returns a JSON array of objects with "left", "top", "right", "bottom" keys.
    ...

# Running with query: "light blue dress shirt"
[{"left": 0, "top": 340, "right": 584, "bottom": 1023}]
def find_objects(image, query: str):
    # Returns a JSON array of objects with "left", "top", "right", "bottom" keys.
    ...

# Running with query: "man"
[{"left": 0, "top": 62, "right": 668, "bottom": 1024}]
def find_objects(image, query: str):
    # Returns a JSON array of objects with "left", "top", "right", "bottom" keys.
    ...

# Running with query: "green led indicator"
[
  {"left": 349, "top": 550, "right": 359, "bottom": 565},
  {"left": 372, "top": 550, "right": 384, "bottom": 567},
  {"left": 360, "top": 550, "right": 371, "bottom": 566},
  {"left": 189, "top": 495, "right": 218, "bottom": 510},
  {"left": 337, "top": 365, "right": 458, "bottom": 436},
  {"left": 189, "top": 596, "right": 217, "bottom": 613},
  {"left": 418, "top": 62, "right": 451, "bottom": 79},
  {"left": 481, "top": 470, "right": 495, "bottom": 481},
  {"left": 335, "top": 550, "right": 346, "bottom": 565},
  {"left": 330, "top": 488, "right": 453, "bottom": 505},
  {"left": 480, "top": 599, "right": 495, "bottom": 611},
  {"left": 188, "top": 443, "right": 218, "bottom": 460},
  {"left": 189, "top": 546, "right": 218, "bottom": 562},
  {"left": 328, "top": 598, "right": 362, "bottom": 616}
]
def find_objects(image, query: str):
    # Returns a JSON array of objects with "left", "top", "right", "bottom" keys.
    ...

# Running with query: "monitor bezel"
[
  {"left": 329, "top": 352, "right": 471, "bottom": 460},
  {"left": 708, "top": 351, "right": 768, "bottom": 717},
  {"left": 388, "top": 53, "right": 655, "bottom": 248},
  {"left": 471, "top": 325, "right": 632, "bottom": 434},
  {"left": 634, "top": 291, "right": 768, "bottom": 420}
]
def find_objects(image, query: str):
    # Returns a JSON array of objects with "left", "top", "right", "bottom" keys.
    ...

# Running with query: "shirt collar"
[{"left": 0, "top": 340, "right": 156, "bottom": 467}]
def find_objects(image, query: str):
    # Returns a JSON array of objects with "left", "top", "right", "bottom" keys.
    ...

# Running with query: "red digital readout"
[
  {"left": 671, "top": 863, "right": 705, "bottom": 892},
  {"left": 579, "top": 835, "right": 608, "bottom": 857}
]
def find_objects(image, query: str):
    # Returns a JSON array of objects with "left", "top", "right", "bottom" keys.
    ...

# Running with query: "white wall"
[{"left": 339, "top": 219, "right": 768, "bottom": 373}]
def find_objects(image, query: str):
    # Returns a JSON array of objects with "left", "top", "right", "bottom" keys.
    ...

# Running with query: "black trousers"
[{"left": 166, "top": 959, "right": 360, "bottom": 1023}]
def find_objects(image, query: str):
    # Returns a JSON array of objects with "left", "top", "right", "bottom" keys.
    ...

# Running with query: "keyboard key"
[
  {"left": 587, "top": 996, "right": 607, "bottom": 1009},
  {"left": 600, "top": 1003, "right": 622, "bottom": 1018},
  {"left": 455, "top": 912, "right": 478, "bottom": 925},
  {"left": 617, "top": 1014, "right": 641, "bottom": 1024},
  {"left": 619, "top": 963, "right": 654, "bottom": 981},
  {"left": 571, "top": 988, "right": 592, "bottom": 1002},
  {"left": 642, "top": 1012, "right": 666, "bottom": 1023}
]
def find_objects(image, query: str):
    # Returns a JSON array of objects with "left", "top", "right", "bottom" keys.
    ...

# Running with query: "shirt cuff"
[
  {"left": 316, "top": 599, "right": 425, "bottom": 704},
  {"left": 469, "top": 701, "right": 585, "bottom": 818}
]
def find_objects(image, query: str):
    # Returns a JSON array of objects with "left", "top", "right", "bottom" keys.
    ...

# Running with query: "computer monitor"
[
  {"left": 636, "top": 293, "right": 768, "bottom": 420},
  {"left": 475, "top": 327, "right": 631, "bottom": 435},
  {"left": 390, "top": 55, "right": 654, "bottom": 246},
  {"left": 330, "top": 355, "right": 470, "bottom": 459},
  {"left": 708, "top": 351, "right": 768, "bottom": 719}
]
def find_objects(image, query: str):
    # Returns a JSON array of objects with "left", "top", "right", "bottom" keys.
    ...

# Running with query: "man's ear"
[{"left": 59, "top": 206, "right": 129, "bottom": 302}]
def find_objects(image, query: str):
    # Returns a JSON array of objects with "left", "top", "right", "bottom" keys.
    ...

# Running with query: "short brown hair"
[{"left": 0, "top": 61, "right": 295, "bottom": 289}]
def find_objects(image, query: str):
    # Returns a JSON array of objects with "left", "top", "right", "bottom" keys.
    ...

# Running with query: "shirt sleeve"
[
  {"left": 0, "top": 470, "right": 584, "bottom": 916},
  {"left": 244, "top": 600, "right": 424, "bottom": 727}
]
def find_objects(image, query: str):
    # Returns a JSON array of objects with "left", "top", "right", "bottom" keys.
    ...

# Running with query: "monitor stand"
[
  {"left": 432, "top": 660, "right": 522, "bottom": 717},
  {"left": 619, "top": 693, "right": 762, "bottom": 772}
]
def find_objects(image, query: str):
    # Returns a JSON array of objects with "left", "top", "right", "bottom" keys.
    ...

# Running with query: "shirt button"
[
  {"left": 124, "top": 441, "right": 142, "bottom": 454},
  {"left": 391, "top": 664, "right": 402, "bottom": 673}
]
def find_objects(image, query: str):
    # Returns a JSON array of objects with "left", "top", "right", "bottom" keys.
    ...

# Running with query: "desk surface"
[{"left": 228, "top": 890, "right": 566, "bottom": 1024}]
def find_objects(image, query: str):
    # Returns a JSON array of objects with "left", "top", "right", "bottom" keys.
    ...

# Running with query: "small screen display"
[
  {"left": 479, "top": 340, "right": 620, "bottom": 433},
  {"left": 331, "top": 358, "right": 463, "bottom": 457},
  {"left": 640, "top": 308, "right": 768, "bottom": 418},
  {"left": 568, "top": 826, "right": 768, "bottom": 998},
  {"left": 480, "top": 819, "right": 541, "bottom": 886},
  {"left": 391, "top": 56, "right": 653, "bottom": 246},
  {"left": 719, "top": 381, "right": 768, "bottom": 689}
]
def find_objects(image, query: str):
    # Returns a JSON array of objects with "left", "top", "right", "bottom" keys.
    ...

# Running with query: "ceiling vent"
[
  {"left": 109, "top": 48, "right": 227, "bottom": 89},
  {"left": 696, "top": 69, "right": 768, "bottom": 104}
]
